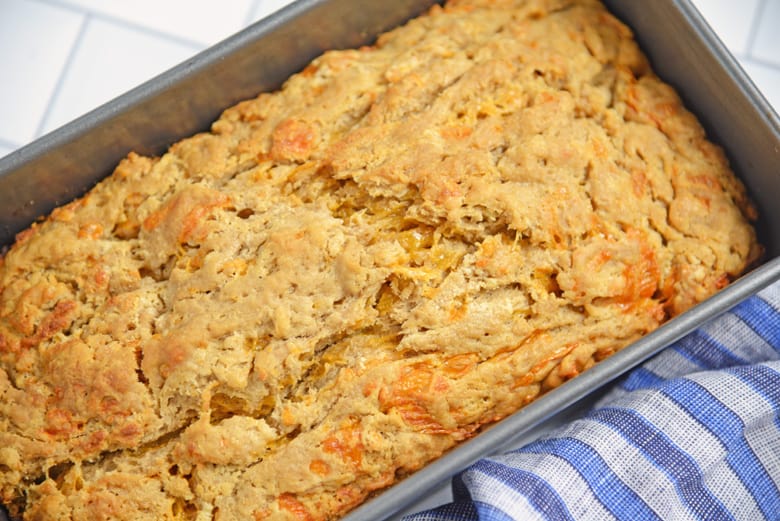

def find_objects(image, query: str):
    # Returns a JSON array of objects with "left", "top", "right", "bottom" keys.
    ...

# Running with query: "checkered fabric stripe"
[{"left": 405, "top": 281, "right": 780, "bottom": 521}]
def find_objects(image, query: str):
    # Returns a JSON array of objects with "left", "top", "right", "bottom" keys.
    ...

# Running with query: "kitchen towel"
[{"left": 405, "top": 280, "right": 780, "bottom": 520}]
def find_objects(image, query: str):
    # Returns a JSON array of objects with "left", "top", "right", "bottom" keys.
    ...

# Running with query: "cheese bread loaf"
[{"left": 0, "top": 0, "right": 761, "bottom": 519}]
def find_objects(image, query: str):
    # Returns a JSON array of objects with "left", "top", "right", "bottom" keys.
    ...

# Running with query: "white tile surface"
[
  {"left": 250, "top": 0, "right": 296, "bottom": 23},
  {"left": 0, "top": 0, "right": 83, "bottom": 144},
  {"left": 740, "top": 59, "right": 780, "bottom": 110},
  {"left": 48, "top": 0, "right": 255, "bottom": 46},
  {"left": 690, "top": 0, "right": 762, "bottom": 56},
  {"left": 39, "top": 17, "right": 200, "bottom": 135},
  {"left": 0, "top": 144, "right": 14, "bottom": 161},
  {"left": 750, "top": 0, "right": 780, "bottom": 67}
]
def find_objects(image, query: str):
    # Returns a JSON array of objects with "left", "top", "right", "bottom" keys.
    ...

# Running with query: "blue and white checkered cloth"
[{"left": 405, "top": 280, "right": 780, "bottom": 521}]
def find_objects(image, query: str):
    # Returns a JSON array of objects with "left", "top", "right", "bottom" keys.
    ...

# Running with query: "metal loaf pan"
[{"left": 0, "top": 1, "right": 778, "bottom": 520}]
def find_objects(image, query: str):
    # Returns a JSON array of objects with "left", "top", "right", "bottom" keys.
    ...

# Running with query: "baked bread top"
[{"left": 0, "top": 0, "right": 760, "bottom": 519}]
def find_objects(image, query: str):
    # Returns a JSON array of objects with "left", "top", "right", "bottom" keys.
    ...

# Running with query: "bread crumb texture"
[{"left": 0, "top": 0, "right": 761, "bottom": 519}]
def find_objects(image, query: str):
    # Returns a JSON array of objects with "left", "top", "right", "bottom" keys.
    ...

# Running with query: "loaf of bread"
[{"left": 0, "top": 0, "right": 761, "bottom": 519}]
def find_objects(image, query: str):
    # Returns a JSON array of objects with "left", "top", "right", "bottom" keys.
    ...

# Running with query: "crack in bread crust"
[{"left": 0, "top": 0, "right": 762, "bottom": 520}]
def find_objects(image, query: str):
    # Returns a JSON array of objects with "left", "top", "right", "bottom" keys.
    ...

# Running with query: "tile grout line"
[
  {"left": 744, "top": 0, "right": 767, "bottom": 59},
  {"left": 740, "top": 54, "right": 780, "bottom": 73},
  {"left": 243, "top": 0, "right": 265, "bottom": 27},
  {"left": 729, "top": 49, "right": 780, "bottom": 73},
  {"left": 34, "top": 0, "right": 209, "bottom": 50},
  {"left": 0, "top": 137, "right": 22, "bottom": 151},
  {"left": 33, "top": 13, "right": 92, "bottom": 139}
]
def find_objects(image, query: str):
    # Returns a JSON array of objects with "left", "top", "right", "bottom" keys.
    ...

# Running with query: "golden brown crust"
[{"left": 0, "top": 0, "right": 761, "bottom": 519}]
